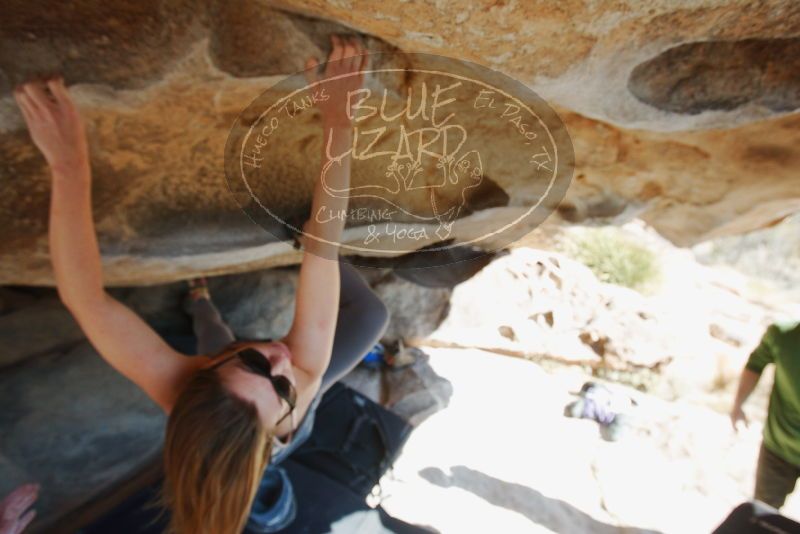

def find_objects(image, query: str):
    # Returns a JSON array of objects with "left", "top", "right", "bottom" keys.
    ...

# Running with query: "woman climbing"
[{"left": 14, "top": 35, "right": 383, "bottom": 534}]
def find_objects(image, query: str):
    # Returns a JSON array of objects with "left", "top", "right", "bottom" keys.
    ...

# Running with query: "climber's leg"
[{"left": 184, "top": 279, "right": 236, "bottom": 356}]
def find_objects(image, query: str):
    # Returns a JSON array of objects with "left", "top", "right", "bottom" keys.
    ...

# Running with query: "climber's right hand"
[
  {"left": 304, "top": 35, "right": 368, "bottom": 127},
  {"left": 14, "top": 77, "right": 89, "bottom": 178}
]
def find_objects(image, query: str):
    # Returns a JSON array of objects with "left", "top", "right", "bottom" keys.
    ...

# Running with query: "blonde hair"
[{"left": 163, "top": 368, "right": 272, "bottom": 534}]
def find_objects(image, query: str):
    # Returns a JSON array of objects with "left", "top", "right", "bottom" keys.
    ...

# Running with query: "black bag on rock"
[
  {"left": 290, "top": 382, "right": 413, "bottom": 498},
  {"left": 276, "top": 459, "right": 428, "bottom": 534}
]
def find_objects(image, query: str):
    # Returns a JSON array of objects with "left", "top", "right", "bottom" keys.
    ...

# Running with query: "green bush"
[{"left": 568, "top": 228, "right": 660, "bottom": 291}]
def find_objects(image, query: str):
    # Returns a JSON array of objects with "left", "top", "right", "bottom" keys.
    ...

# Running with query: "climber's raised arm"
[
  {"left": 300, "top": 35, "right": 367, "bottom": 257},
  {"left": 283, "top": 36, "right": 367, "bottom": 378},
  {"left": 14, "top": 79, "right": 196, "bottom": 412}
]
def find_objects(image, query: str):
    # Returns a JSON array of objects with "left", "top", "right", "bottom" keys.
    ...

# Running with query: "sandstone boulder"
[{"left": 0, "top": 1, "right": 798, "bottom": 286}]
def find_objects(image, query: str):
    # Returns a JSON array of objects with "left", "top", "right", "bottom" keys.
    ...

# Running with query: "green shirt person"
[{"left": 731, "top": 321, "right": 800, "bottom": 509}]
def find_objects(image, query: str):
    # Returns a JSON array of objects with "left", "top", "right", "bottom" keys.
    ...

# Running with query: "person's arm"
[
  {"left": 731, "top": 368, "right": 760, "bottom": 430},
  {"left": 14, "top": 78, "right": 198, "bottom": 412},
  {"left": 282, "top": 36, "right": 367, "bottom": 378},
  {"left": 730, "top": 325, "right": 776, "bottom": 430},
  {"left": 0, "top": 483, "right": 38, "bottom": 534}
]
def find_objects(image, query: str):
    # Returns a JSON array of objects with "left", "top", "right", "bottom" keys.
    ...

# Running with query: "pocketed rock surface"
[{"left": 1, "top": 1, "right": 799, "bottom": 285}]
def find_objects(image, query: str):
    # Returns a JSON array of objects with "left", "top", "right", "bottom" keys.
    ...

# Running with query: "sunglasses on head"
[{"left": 210, "top": 347, "right": 297, "bottom": 424}]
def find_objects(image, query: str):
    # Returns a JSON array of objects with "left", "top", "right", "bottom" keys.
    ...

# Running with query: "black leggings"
[{"left": 185, "top": 260, "right": 389, "bottom": 392}]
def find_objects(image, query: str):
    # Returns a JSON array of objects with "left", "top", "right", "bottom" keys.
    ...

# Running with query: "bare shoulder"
[
  {"left": 278, "top": 363, "right": 322, "bottom": 436},
  {"left": 280, "top": 336, "right": 322, "bottom": 396}
]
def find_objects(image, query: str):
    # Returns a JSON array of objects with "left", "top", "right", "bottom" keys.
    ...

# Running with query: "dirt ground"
[{"left": 378, "top": 347, "right": 798, "bottom": 534}]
